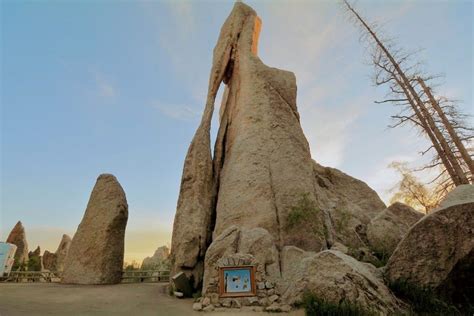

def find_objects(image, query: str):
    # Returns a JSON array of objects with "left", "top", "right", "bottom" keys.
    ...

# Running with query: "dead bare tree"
[{"left": 343, "top": 0, "right": 473, "bottom": 188}]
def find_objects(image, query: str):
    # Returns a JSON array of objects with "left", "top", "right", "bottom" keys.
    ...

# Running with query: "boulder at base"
[
  {"left": 385, "top": 185, "right": 474, "bottom": 308},
  {"left": 280, "top": 249, "right": 403, "bottom": 315},
  {"left": 367, "top": 202, "right": 424, "bottom": 257},
  {"left": 62, "top": 174, "right": 128, "bottom": 284}
]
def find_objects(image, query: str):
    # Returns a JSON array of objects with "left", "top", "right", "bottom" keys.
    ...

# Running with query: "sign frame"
[{"left": 218, "top": 265, "right": 257, "bottom": 298}]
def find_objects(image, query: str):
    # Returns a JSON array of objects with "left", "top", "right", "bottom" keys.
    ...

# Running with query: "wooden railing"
[
  {"left": 2, "top": 270, "right": 170, "bottom": 283},
  {"left": 121, "top": 270, "right": 170, "bottom": 283},
  {"left": 5, "top": 271, "right": 60, "bottom": 283}
]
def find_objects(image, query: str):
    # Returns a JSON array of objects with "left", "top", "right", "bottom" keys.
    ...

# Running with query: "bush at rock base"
[
  {"left": 389, "top": 279, "right": 462, "bottom": 315},
  {"left": 300, "top": 291, "right": 375, "bottom": 316}
]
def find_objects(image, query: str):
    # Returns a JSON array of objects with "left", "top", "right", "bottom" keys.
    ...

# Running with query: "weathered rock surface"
[
  {"left": 312, "top": 162, "right": 386, "bottom": 251},
  {"left": 171, "top": 3, "right": 395, "bottom": 309},
  {"left": 55, "top": 234, "right": 72, "bottom": 272},
  {"left": 43, "top": 234, "right": 71, "bottom": 272},
  {"left": 62, "top": 174, "right": 128, "bottom": 284},
  {"left": 211, "top": 1, "right": 328, "bottom": 254},
  {"left": 386, "top": 185, "right": 474, "bottom": 299},
  {"left": 171, "top": 1, "right": 330, "bottom": 291},
  {"left": 6, "top": 221, "right": 29, "bottom": 266},
  {"left": 141, "top": 245, "right": 170, "bottom": 270},
  {"left": 366, "top": 202, "right": 424, "bottom": 256},
  {"left": 280, "top": 249, "right": 403, "bottom": 314},
  {"left": 29, "top": 246, "right": 41, "bottom": 258},
  {"left": 437, "top": 184, "right": 474, "bottom": 210},
  {"left": 43, "top": 250, "right": 57, "bottom": 271},
  {"left": 202, "top": 226, "right": 280, "bottom": 295}
]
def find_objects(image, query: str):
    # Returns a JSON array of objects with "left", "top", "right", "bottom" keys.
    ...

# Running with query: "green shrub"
[
  {"left": 27, "top": 257, "right": 42, "bottom": 271},
  {"left": 286, "top": 193, "right": 318, "bottom": 229},
  {"left": 371, "top": 249, "right": 390, "bottom": 267},
  {"left": 301, "top": 292, "right": 374, "bottom": 316},
  {"left": 389, "top": 279, "right": 460, "bottom": 315},
  {"left": 335, "top": 208, "right": 351, "bottom": 233},
  {"left": 192, "top": 290, "right": 202, "bottom": 300}
]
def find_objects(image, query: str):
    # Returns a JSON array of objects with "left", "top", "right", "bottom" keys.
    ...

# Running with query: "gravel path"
[{"left": 0, "top": 283, "right": 304, "bottom": 316}]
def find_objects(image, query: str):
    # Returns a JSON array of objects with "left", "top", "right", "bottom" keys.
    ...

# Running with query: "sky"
[{"left": 1, "top": 0, "right": 472, "bottom": 264}]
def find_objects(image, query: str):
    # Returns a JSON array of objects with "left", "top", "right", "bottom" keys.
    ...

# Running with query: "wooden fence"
[
  {"left": 5, "top": 271, "right": 60, "bottom": 283},
  {"left": 121, "top": 270, "right": 170, "bottom": 283},
  {"left": 2, "top": 270, "right": 170, "bottom": 283}
]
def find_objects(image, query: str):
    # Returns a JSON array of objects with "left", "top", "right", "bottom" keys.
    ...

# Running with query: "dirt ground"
[{"left": 0, "top": 283, "right": 304, "bottom": 316}]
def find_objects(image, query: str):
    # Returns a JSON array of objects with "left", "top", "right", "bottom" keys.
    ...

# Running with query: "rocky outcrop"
[
  {"left": 279, "top": 249, "right": 403, "bottom": 314},
  {"left": 28, "top": 246, "right": 43, "bottom": 271},
  {"left": 43, "top": 250, "right": 56, "bottom": 271},
  {"left": 62, "top": 174, "right": 128, "bottom": 284},
  {"left": 210, "top": 2, "right": 327, "bottom": 254},
  {"left": 43, "top": 234, "right": 71, "bottom": 272},
  {"left": 171, "top": 1, "right": 329, "bottom": 291},
  {"left": 366, "top": 202, "right": 424, "bottom": 256},
  {"left": 28, "top": 246, "right": 41, "bottom": 258},
  {"left": 312, "top": 162, "right": 386, "bottom": 251},
  {"left": 386, "top": 185, "right": 474, "bottom": 304},
  {"left": 55, "top": 234, "right": 72, "bottom": 272},
  {"left": 171, "top": 2, "right": 395, "bottom": 311},
  {"left": 6, "top": 221, "right": 29, "bottom": 266},
  {"left": 202, "top": 226, "right": 280, "bottom": 296},
  {"left": 141, "top": 246, "right": 170, "bottom": 270}
]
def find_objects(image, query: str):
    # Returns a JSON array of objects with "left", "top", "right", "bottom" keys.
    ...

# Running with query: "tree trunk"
[
  {"left": 417, "top": 77, "right": 474, "bottom": 179},
  {"left": 395, "top": 78, "right": 461, "bottom": 185},
  {"left": 343, "top": 0, "right": 469, "bottom": 185}
]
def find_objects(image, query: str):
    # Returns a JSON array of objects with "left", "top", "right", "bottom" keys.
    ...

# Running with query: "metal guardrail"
[{"left": 2, "top": 270, "right": 170, "bottom": 283}]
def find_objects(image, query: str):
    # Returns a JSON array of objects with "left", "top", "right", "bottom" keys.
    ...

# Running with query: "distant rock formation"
[
  {"left": 43, "top": 234, "right": 71, "bottom": 272},
  {"left": 141, "top": 246, "right": 170, "bottom": 270},
  {"left": 171, "top": 2, "right": 407, "bottom": 312},
  {"left": 386, "top": 185, "right": 474, "bottom": 307},
  {"left": 43, "top": 250, "right": 56, "bottom": 271},
  {"left": 62, "top": 174, "right": 128, "bottom": 284},
  {"left": 55, "top": 234, "right": 72, "bottom": 272},
  {"left": 366, "top": 202, "right": 424, "bottom": 256},
  {"left": 28, "top": 246, "right": 43, "bottom": 271},
  {"left": 6, "top": 221, "right": 29, "bottom": 267},
  {"left": 28, "top": 246, "right": 41, "bottom": 258}
]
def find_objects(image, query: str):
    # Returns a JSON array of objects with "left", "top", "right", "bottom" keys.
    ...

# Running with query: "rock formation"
[
  {"left": 43, "top": 234, "right": 72, "bottom": 272},
  {"left": 366, "top": 202, "right": 424, "bottom": 256},
  {"left": 6, "top": 221, "right": 29, "bottom": 267},
  {"left": 28, "top": 246, "right": 41, "bottom": 258},
  {"left": 386, "top": 185, "right": 473, "bottom": 306},
  {"left": 43, "top": 250, "right": 56, "bottom": 271},
  {"left": 141, "top": 245, "right": 170, "bottom": 270},
  {"left": 28, "top": 246, "right": 43, "bottom": 271},
  {"left": 311, "top": 161, "right": 387, "bottom": 254},
  {"left": 170, "top": 1, "right": 401, "bottom": 311},
  {"left": 279, "top": 249, "right": 402, "bottom": 314},
  {"left": 62, "top": 174, "right": 128, "bottom": 284},
  {"left": 171, "top": 1, "right": 327, "bottom": 291},
  {"left": 55, "top": 234, "right": 72, "bottom": 272}
]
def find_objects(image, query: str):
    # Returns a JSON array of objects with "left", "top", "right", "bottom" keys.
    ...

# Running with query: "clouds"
[
  {"left": 153, "top": 101, "right": 200, "bottom": 121},
  {"left": 300, "top": 99, "right": 366, "bottom": 167},
  {"left": 91, "top": 70, "right": 117, "bottom": 99},
  {"left": 254, "top": 1, "right": 366, "bottom": 168}
]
